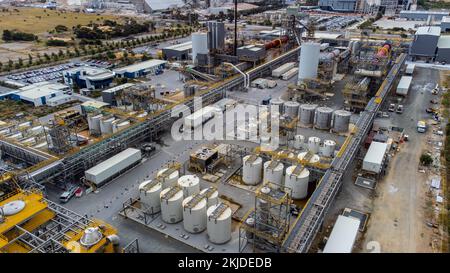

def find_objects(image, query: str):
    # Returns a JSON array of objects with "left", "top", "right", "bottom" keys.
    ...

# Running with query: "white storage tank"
[
  {"left": 207, "top": 203, "right": 232, "bottom": 244},
  {"left": 298, "top": 151, "right": 320, "bottom": 164},
  {"left": 200, "top": 187, "right": 219, "bottom": 207},
  {"left": 314, "top": 107, "right": 333, "bottom": 130},
  {"left": 285, "top": 165, "right": 310, "bottom": 199},
  {"left": 322, "top": 140, "right": 336, "bottom": 157},
  {"left": 308, "top": 136, "right": 321, "bottom": 154},
  {"left": 139, "top": 180, "right": 162, "bottom": 214},
  {"left": 182, "top": 193, "right": 207, "bottom": 233},
  {"left": 332, "top": 110, "right": 351, "bottom": 133},
  {"left": 192, "top": 32, "right": 209, "bottom": 65},
  {"left": 298, "top": 42, "right": 320, "bottom": 81},
  {"left": 157, "top": 167, "right": 180, "bottom": 189},
  {"left": 283, "top": 101, "right": 300, "bottom": 118},
  {"left": 178, "top": 175, "right": 200, "bottom": 197},
  {"left": 242, "top": 155, "right": 263, "bottom": 185},
  {"left": 270, "top": 98, "right": 284, "bottom": 113},
  {"left": 100, "top": 117, "right": 115, "bottom": 135},
  {"left": 160, "top": 186, "right": 184, "bottom": 223},
  {"left": 299, "top": 104, "right": 317, "bottom": 126},
  {"left": 88, "top": 114, "right": 102, "bottom": 135},
  {"left": 294, "top": 135, "right": 305, "bottom": 149},
  {"left": 263, "top": 160, "right": 284, "bottom": 188}
]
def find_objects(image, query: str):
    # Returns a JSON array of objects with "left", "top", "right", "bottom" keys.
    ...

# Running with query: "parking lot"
[{"left": 2, "top": 59, "right": 112, "bottom": 86}]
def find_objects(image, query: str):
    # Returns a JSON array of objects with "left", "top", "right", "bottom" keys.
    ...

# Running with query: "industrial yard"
[{"left": 0, "top": 0, "right": 449, "bottom": 258}]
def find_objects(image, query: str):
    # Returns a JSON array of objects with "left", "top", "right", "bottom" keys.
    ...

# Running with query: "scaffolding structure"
[
  {"left": 343, "top": 77, "right": 371, "bottom": 112},
  {"left": 239, "top": 182, "right": 292, "bottom": 253}
]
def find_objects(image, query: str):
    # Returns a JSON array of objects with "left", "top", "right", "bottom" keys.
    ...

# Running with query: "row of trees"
[
  {"left": 73, "top": 19, "right": 156, "bottom": 40},
  {"left": 2, "top": 30, "right": 38, "bottom": 42},
  {"left": 0, "top": 26, "right": 194, "bottom": 72}
]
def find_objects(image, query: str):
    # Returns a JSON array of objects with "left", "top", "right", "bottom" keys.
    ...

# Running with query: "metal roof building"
[
  {"left": 436, "top": 35, "right": 450, "bottom": 63},
  {"left": 143, "top": 0, "right": 184, "bottom": 13},
  {"left": 441, "top": 16, "right": 450, "bottom": 32},
  {"left": 323, "top": 215, "right": 360, "bottom": 253},
  {"left": 63, "top": 66, "right": 115, "bottom": 90},
  {"left": 162, "top": 41, "right": 193, "bottom": 60},
  {"left": 10, "top": 81, "right": 70, "bottom": 107},
  {"left": 400, "top": 10, "right": 450, "bottom": 21},
  {"left": 410, "top": 26, "right": 441, "bottom": 59},
  {"left": 101, "top": 83, "right": 135, "bottom": 106},
  {"left": 114, "top": 60, "right": 167, "bottom": 78}
]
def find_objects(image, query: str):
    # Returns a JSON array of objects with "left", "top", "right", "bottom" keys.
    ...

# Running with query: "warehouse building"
[
  {"left": 409, "top": 26, "right": 441, "bottom": 60},
  {"left": 143, "top": 0, "right": 184, "bottom": 13},
  {"left": 114, "top": 60, "right": 167, "bottom": 79},
  {"left": 436, "top": 36, "right": 450, "bottom": 63},
  {"left": 162, "top": 41, "right": 193, "bottom": 60},
  {"left": 400, "top": 10, "right": 449, "bottom": 21},
  {"left": 47, "top": 94, "right": 75, "bottom": 107},
  {"left": 319, "top": 0, "right": 357, "bottom": 12},
  {"left": 10, "top": 82, "right": 70, "bottom": 107},
  {"left": 101, "top": 83, "right": 135, "bottom": 106},
  {"left": 441, "top": 16, "right": 450, "bottom": 32},
  {"left": 237, "top": 45, "right": 266, "bottom": 62},
  {"left": 63, "top": 66, "right": 115, "bottom": 90}
]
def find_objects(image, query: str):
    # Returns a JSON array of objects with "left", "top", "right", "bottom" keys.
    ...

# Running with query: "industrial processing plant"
[{"left": 0, "top": 0, "right": 448, "bottom": 259}]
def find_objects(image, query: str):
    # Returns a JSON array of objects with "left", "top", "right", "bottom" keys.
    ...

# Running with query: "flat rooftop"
[
  {"left": 114, "top": 60, "right": 168, "bottom": 74},
  {"left": 163, "top": 41, "right": 193, "bottom": 52}
]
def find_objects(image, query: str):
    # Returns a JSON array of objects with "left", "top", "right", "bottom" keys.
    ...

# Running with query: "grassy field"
[{"left": 0, "top": 7, "right": 123, "bottom": 37}]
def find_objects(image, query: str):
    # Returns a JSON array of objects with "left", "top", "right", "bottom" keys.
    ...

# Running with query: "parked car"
[
  {"left": 396, "top": 105, "right": 404, "bottom": 114},
  {"left": 59, "top": 186, "right": 80, "bottom": 203},
  {"left": 388, "top": 103, "right": 396, "bottom": 112}
]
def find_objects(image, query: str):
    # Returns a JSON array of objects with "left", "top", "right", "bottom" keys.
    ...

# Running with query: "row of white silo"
[
  {"left": 87, "top": 114, "right": 132, "bottom": 136},
  {"left": 293, "top": 135, "right": 337, "bottom": 157},
  {"left": 139, "top": 170, "right": 231, "bottom": 244},
  {"left": 242, "top": 155, "right": 311, "bottom": 200},
  {"left": 298, "top": 104, "right": 351, "bottom": 132}
]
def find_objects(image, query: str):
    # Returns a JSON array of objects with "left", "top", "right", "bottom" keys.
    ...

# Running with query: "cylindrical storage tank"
[
  {"left": 322, "top": 140, "right": 336, "bottom": 157},
  {"left": 207, "top": 203, "right": 232, "bottom": 244},
  {"left": 100, "top": 117, "right": 115, "bottom": 135},
  {"left": 177, "top": 175, "right": 200, "bottom": 197},
  {"left": 244, "top": 217, "right": 255, "bottom": 239},
  {"left": 270, "top": 98, "right": 284, "bottom": 114},
  {"left": 298, "top": 151, "right": 320, "bottom": 164},
  {"left": 284, "top": 165, "right": 310, "bottom": 199},
  {"left": 307, "top": 136, "right": 321, "bottom": 154},
  {"left": 299, "top": 104, "right": 317, "bottom": 125},
  {"left": 263, "top": 161, "right": 284, "bottom": 188},
  {"left": 87, "top": 114, "right": 102, "bottom": 134},
  {"left": 200, "top": 187, "right": 219, "bottom": 208},
  {"left": 283, "top": 101, "right": 300, "bottom": 118},
  {"left": 182, "top": 194, "right": 207, "bottom": 233},
  {"left": 160, "top": 187, "right": 184, "bottom": 224},
  {"left": 314, "top": 107, "right": 333, "bottom": 130},
  {"left": 191, "top": 32, "right": 208, "bottom": 65},
  {"left": 139, "top": 180, "right": 162, "bottom": 214},
  {"left": 294, "top": 135, "right": 305, "bottom": 149},
  {"left": 242, "top": 155, "right": 263, "bottom": 185},
  {"left": 298, "top": 42, "right": 320, "bottom": 80},
  {"left": 157, "top": 168, "right": 180, "bottom": 189},
  {"left": 332, "top": 109, "right": 351, "bottom": 133}
]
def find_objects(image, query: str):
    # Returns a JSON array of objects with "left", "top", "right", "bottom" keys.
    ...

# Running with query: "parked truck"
[
  {"left": 396, "top": 76, "right": 412, "bottom": 96},
  {"left": 417, "top": 120, "right": 427, "bottom": 133}
]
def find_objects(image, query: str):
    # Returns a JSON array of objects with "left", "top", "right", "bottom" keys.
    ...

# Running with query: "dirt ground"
[{"left": 360, "top": 67, "right": 444, "bottom": 253}]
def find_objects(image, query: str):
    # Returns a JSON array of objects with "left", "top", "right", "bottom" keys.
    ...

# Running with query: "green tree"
[{"left": 420, "top": 154, "right": 433, "bottom": 166}]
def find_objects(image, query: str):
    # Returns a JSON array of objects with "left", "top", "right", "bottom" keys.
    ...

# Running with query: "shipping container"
[
  {"left": 85, "top": 148, "right": 142, "bottom": 186},
  {"left": 362, "top": 141, "right": 388, "bottom": 174},
  {"left": 272, "top": 62, "right": 295, "bottom": 78},
  {"left": 281, "top": 67, "right": 299, "bottom": 80},
  {"left": 405, "top": 63, "right": 415, "bottom": 75},
  {"left": 396, "top": 76, "right": 412, "bottom": 96}
]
